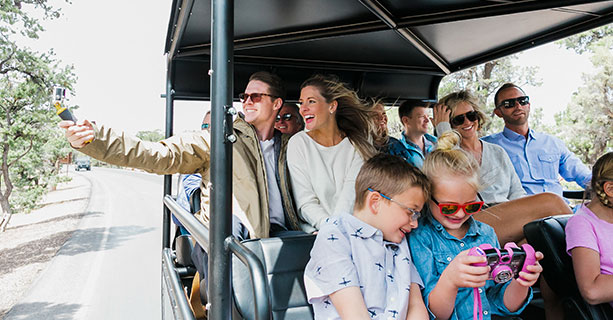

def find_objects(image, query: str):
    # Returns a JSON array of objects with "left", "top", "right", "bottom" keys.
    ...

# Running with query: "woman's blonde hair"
[
  {"left": 422, "top": 131, "right": 482, "bottom": 192},
  {"left": 591, "top": 152, "right": 613, "bottom": 208},
  {"left": 438, "top": 90, "right": 487, "bottom": 131},
  {"left": 301, "top": 74, "right": 377, "bottom": 160}
]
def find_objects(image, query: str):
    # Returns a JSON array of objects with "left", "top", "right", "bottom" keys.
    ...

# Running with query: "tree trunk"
[{"left": 0, "top": 197, "right": 12, "bottom": 232}]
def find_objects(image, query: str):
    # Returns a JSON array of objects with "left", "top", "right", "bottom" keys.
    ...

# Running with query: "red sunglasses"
[{"left": 431, "top": 197, "right": 484, "bottom": 216}]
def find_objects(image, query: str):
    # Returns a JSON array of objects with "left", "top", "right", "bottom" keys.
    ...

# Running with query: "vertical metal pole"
[
  {"left": 209, "top": 0, "right": 234, "bottom": 319},
  {"left": 162, "top": 61, "right": 175, "bottom": 249}
]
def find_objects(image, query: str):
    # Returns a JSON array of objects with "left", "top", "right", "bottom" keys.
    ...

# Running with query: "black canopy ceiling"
[{"left": 164, "top": 0, "right": 613, "bottom": 102}]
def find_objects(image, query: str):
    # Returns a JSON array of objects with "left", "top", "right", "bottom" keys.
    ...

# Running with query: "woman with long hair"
[
  {"left": 433, "top": 90, "right": 572, "bottom": 244},
  {"left": 287, "top": 74, "right": 377, "bottom": 232}
]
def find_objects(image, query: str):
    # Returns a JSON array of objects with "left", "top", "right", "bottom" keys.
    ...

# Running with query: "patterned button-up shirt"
[
  {"left": 304, "top": 214, "right": 423, "bottom": 320},
  {"left": 409, "top": 215, "right": 532, "bottom": 320}
]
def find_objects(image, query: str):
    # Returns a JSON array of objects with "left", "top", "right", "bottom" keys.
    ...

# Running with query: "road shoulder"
[{"left": 0, "top": 171, "right": 92, "bottom": 318}]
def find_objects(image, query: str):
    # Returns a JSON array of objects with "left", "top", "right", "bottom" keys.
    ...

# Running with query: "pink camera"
[{"left": 468, "top": 242, "right": 536, "bottom": 283}]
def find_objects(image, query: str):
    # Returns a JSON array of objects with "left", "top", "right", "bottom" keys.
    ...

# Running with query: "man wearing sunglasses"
[
  {"left": 274, "top": 103, "right": 304, "bottom": 135},
  {"left": 482, "top": 83, "right": 591, "bottom": 197}
]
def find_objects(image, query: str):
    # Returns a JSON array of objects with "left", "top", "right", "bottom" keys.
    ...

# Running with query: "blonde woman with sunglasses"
[{"left": 432, "top": 90, "right": 572, "bottom": 246}]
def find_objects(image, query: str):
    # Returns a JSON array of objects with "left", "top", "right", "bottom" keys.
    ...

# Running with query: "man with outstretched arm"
[{"left": 60, "top": 71, "right": 304, "bottom": 311}]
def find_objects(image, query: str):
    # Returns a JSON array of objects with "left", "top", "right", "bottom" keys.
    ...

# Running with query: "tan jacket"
[{"left": 79, "top": 117, "right": 301, "bottom": 238}]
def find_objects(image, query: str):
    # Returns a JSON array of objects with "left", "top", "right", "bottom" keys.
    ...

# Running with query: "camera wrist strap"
[{"left": 473, "top": 287, "right": 483, "bottom": 320}]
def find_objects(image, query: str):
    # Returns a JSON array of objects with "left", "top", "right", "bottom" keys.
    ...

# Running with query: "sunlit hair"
[
  {"left": 301, "top": 74, "right": 377, "bottom": 160},
  {"left": 591, "top": 152, "right": 613, "bottom": 208},
  {"left": 494, "top": 82, "right": 526, "bottom": 107},
  {"left": 438, "top": 90, "right": 487, "bottom": 131},
  {"left": 249, "top": 71, "right": 286, "bottom": 102},
  {"left": 355, "top": 153, "right": 430, "bottom": 210},
  {"left": 422, "top": 131, "right": 482, "bottom": 192},
  {"left": 366, "top": 97, "right": 389, "bottom": 148}
]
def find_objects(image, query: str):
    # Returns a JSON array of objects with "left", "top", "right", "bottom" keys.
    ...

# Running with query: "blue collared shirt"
[
  {"left": 482, "top": 127, "right": 591, "bottom": 196},
  {"left": 388, "top": 133, "right": 437, "bottom": 169},
  {"left": 304, "top": 214, "right": 424, "bottom": 320},
  {"left": 409, "top": 215, "right": 532, "bottom": 320},
  {"left": 174, "top": 173, "right": 202, "bottom": 231}
]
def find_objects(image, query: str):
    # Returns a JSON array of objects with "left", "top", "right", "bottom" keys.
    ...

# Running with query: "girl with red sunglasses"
[
  {"left": 409, "top": 131, "right": 544, "bottom": 320},
  {"left": 432, "top": 90, "right": 572, "bottom": 246}
]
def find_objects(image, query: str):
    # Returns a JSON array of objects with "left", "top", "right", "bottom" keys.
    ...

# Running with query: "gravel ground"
[{"left": 0, "top": 171, "right": 91, "bottom": 319}]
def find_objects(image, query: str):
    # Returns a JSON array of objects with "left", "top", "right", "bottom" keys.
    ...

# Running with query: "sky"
[{"left": 21, "top": 1, "right": 600, "bottom": 134}]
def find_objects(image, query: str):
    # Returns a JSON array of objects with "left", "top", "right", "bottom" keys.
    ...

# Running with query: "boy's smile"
[{"left": 371, "top": 186, "right": 425, "bottom": 243}]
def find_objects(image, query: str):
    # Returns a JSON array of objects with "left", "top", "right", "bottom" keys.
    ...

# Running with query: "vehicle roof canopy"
[{"left": 164, "top": 0, "right": 613, "bottom": 102}]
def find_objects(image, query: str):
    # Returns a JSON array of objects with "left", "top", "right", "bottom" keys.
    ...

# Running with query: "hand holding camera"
[{"left": 468, "top": 242, "right": 543, "bottom": 287}]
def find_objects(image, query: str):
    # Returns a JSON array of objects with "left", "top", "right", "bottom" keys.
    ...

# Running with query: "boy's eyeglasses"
[
  {"left": 276, "top": 113, "right": 293, "bottom": 122},
  {"left": 497, "top": 96, "right": 529, "bottom": 109},
  {"left": 201, "top": 123, "right": 210, "bottom": 130},
  {"left": 238, "top": 92, "right": 277, "bottom": 103},
  {"left": 431, "top": 197, "right": 484, "bottom": 216},
  {"left": 451, "top": 110, "right": 479, "bottom": 126},
  {"left": 367, "top": 188, "right": 421, "bottom": 221}
]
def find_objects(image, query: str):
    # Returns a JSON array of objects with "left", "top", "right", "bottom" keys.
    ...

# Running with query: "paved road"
[{"left": 5, "top": 167, "right": 169, "bottom": 320}]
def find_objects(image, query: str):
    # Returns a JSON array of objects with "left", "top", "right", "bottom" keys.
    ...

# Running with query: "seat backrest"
[
  {"left": 232, "top": 234, "right": 316, "bottom": 320},
  {"left": 524, "top": 215, "right": 575, "bottom": 295},
  {"left": 524, "top": 215, "right": 613, "bottom": 320},
  {"left": 190, "top": 187, "right": 201, "bottom": 214}
]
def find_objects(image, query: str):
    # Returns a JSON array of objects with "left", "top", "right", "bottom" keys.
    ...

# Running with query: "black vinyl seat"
[
  {"left": 523, "top": 215, "right": 613, "bottom": 320},
  {"left": 232, "top": 234, "right": 316, "bottom": 320}
]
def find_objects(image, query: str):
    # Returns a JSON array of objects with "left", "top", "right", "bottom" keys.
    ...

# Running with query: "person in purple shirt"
[
  {"left": 482, "top": 83, "right": 591, "bottom": 197},
  {"left": 566, "top": 152, "right": 613, "bottom": 309}
]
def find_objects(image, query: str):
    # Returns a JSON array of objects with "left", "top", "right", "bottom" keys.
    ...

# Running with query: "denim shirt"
[
  {"left": 174, "top": 173, "right": 202, "bottom": 231},
  {"left": 389, "top": 133, "right": 437, "bottom": 169},
  {"left": 482, "top": 127, "right": 591, "bottom": 196},
  {"left": 409, "top": 216, "right": 532, "bottom": 320},
  {"left": 304, "top": 214, "right": 424, "bottom": 320}
]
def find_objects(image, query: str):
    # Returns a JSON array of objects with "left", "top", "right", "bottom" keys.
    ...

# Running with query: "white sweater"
[{"left": 287, "top": 132, "right": 364, "bottom": 233}]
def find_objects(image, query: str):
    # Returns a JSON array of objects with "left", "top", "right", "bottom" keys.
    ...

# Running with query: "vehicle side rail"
[
  {"left": 226, "top": 236, "right": 272, "bottom": 320},
  {"left": 164, "top": 195, "right": 210, "bottom": 247},
  {"left": 562, "top": 190, "right": 588, "bottom": 200},
  {"left": 163, "top": 195, "right": 210, "bottom": 320},
  {"left": 162, "top": 247, "right": 195, "bottom": 320}
]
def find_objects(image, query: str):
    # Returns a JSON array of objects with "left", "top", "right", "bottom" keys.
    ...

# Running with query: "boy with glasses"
[
  {"left": 304, "top": 154, "right": 430, "bottom": 320},
  {"left": 482, "top": 83, "right": 591, "bottom": 197}
]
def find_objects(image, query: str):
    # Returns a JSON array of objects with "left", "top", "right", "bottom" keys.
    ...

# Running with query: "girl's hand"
[
  {"left": 431, "top": 103, "right": 451, "bottom": 127},
  {"left": 441, "top": 250, "right": 490, "bottom": 289},
  {"left": 515, "top": 251, "right": 544, "bottom": 287},
  {"left": 59, "top": 120, "right": 95, "bottom": 149}
]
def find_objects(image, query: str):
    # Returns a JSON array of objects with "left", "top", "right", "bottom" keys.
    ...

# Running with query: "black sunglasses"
[
  {"left": 275, "top": 113, "right": 293, "bottom": 122},
  {"left": 497, "top": 96, "right": 529, "bottom": 109},
  {"left": 238, "top": 92, "right": 277, "bottom": 103},
  {"left": 451, "top": 110, "right": 479, "bottom": 126}
]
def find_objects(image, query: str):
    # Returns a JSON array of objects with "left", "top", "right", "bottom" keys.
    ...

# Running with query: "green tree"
[
  {"left": 0, "top": 0, "right": 76, "bottom": 231},
  {"left": 437, "top": 55, "right": 542, "bottom": 135},
  {"left": 555, "top": 26, "right": 613, "bottom": 164},
  {"left": 136, "top": 129, "right": 165, "bottom": 142}
]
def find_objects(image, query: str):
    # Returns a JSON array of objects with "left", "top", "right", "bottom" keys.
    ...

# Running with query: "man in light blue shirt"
[
  {"left": 482, "top": 83, "right": 591, "bottom": 196},
  {"left": 388, "top": 99, "right": 437, "bottom": 168}
]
